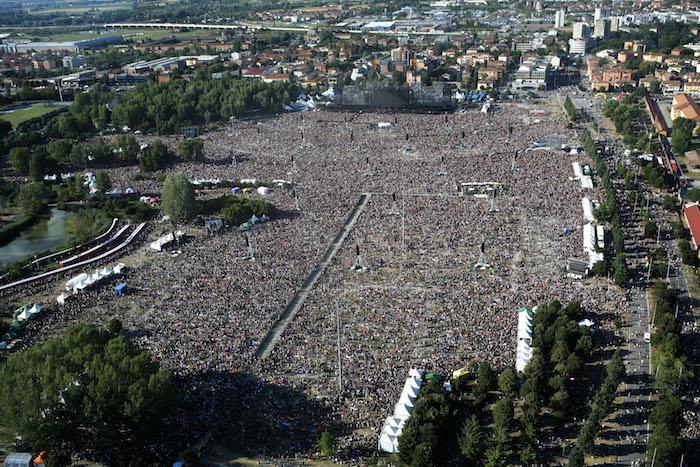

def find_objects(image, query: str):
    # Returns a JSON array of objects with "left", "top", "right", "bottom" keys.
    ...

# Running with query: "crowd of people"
[{"left": 4, "top": 104, "right": 628, "bottom": 458}]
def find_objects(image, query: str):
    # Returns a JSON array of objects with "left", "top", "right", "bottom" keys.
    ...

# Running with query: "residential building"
[
  {"left": 62, "top": 54, "right": 85, "bottom": 69},
  {"left": 569, "top": 38, "right": 592, "bottom": 55},
  {"left": 671, "top": 94, "right": 700, "bottom": 129},
  {"left": 682, "top": 203, "right": 700, "bottom": 258},
  {"left": 594, "top": 7, "right": 610, "bottom": 21},
  {"left": 573, "top": 22, "right": 591, "bottom": 40},
  {"left": 593, "top": 19, "right": 610, "bottom": 38},
  {"left": 555, "top": 10, "right": 566, "bottom": 29},
  {"left": 513, "top": 57, "right": 551, "bottom": 90}
]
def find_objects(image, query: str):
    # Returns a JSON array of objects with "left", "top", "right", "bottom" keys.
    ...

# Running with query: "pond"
[{"left": 0, "top": 208, "right": 69, "bottom": 267}]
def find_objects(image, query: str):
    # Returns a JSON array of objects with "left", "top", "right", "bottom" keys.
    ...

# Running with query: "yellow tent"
[{"left": 452, "top": 367, "right": 469, "bottom": 380}]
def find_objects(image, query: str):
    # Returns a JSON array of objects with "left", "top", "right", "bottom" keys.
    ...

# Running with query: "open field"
[{"left": 0, "top": 101, "right": 67, "bottom": 127}]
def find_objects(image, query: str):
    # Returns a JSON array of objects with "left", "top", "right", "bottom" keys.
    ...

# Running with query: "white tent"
[
  {"left": 578, "top": 319, "right": 594, "bottom": 327},
  {"left": 572, "top": 162, "right": 583, "bottom": 179},
  {"left": 596, "top": 225, "right": 605, "bottom": 249},
  {"left": 66, "top": 273, "right": 89, "bottom": 292},
  {"left": 17, "top": 308, "right": 31, "bottom": 321},
  {"left": 517, "top": 308, "right": 533, "bottom": 343},
  {"left": 257, "top": 186, "right": 270, "bottom": 196},
  {"left": 581, "top": 197, "right": 595, "bottom": 222},
  {"left": 378, "top": 369, "right": 425, "bottom": 453},
  {"left": 583, "top": 223, "right": 596, "bottom": 253},
  {"left": 57, "top": 293, "right": 68, "bottom": 305},
  {"left": 28, "top": 304, "right": 42, "bottom": 316},
  {"left": 516, "top": 307, "right": 536, "bottom": 373},
  {"left": 150, "top": 231, "right": 184, "bottom": 252},
  {"left": 580, "top": 175, "right": 594, "bottom": 189}
]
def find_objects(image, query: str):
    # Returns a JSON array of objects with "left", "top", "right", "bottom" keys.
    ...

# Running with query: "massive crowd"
[{"left": 3, "top": 104, "right": 629, "bottom": 457}]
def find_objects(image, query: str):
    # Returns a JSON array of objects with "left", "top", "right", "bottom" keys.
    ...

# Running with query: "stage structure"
[
  {"left": 350, "top": 240, "right": 369, "bottom": 272},
  {"left": 474, "top": 240, "right": 490, "bottom": 270}
]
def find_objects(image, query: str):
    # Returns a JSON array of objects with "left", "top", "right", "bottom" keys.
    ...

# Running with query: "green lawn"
[{"left": 0, "top": 102, "right": 65, "bottom": 128}]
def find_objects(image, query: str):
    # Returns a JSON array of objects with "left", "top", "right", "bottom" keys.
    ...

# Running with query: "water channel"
[{"left": 0, "top": 208, "right": 69, "bottom": 267}]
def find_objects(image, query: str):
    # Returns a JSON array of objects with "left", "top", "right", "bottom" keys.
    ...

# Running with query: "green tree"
[
  {"left": 113, "top": 135, "right": 139, "bottom": 163},
  {"left": 317, "top": 431, "right": 336, "bottom": 457},
  {"left": 9, "top": 146, "right": 31, "bottom": 175},
  {"left": 108, "top": 318, "right": 123, "bottom": 334},
  {"left": 678, "top": 239, "right": 696, "bottom": 265},
  {"left": 484, "top": 444, "right": 506, "bottom": 467},
  {"left": 410, "top": 443, "right": 434, "bottom": 467},
  {"left": 498, "top": 366, "right": 518, "bottom": 398},
  {"left": 178, "top": 138, "right": 205, "bottom": 161},
  {"left": 0, "top": 119, "right": 12, "bottom": 137},
  {"left": 474, "top": 362, "right": 496, "bottom": 404},
  {"left": 520, "top": 443, "right": 538, "bottom": 466},
  {"left": 492, "top": 396, "right": 514, "bottom": 431},
  {"left": 16, "top": 182, "right": 48, "bottom": 216},
  {"left": 94, "top": 171, "right": 111, "bottom": 194},
  {"left": 568, "top": 445, "right": 584, "bottom": 467},
  {"left": 648, "top": 423, "right": 681, "bottom": 467},
  {"left": 671, "top": 117, "right": 694, "bottom": 155},
  {"left": 139, "top": 139, "right": 173, "bottom": 172},
  {"left": 65, "top": 209, "right": 107, "bottom": 246},
  {"left": 0, "top": 324, "right": 176, "bottom": 462},
  {"left": 458, "top": 415, "right": 483, "bottom": 464},
  {"left": 577, "top": 419, "right": 597, "bottom": 453},
  {"left": 161, "top": 174, "right": 197, "bottom": 223}
]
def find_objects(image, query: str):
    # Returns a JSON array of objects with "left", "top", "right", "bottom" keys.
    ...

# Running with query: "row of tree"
[
  {"left": 568, "top": 350, "right": 625, "bottom": 464},
  {"left": 648, "top": 280, "right": 691, "bottom": 467},
  {"left": 602, "top": 96, "right": 651, "bottom": 152}
]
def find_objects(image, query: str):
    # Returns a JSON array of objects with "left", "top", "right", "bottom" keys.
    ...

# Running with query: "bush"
[
  {"left": 317, "top": 431, "right": 336, "bottom": 457},
  {"left": 139, "top": 140, "right": 174, "bottom": 172},
  {"left": 108, "top": 318, "right": 123, "bottom": 334},
  {"left": 678, "top": 239, "right": 696, "bottom": 266},
  {"left": 221, "top": 196, "right": 276, "bottom": 226}
]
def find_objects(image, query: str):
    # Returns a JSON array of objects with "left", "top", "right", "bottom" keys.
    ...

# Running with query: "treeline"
[
  {"left": 603, "top": 96, "right": 651, "bottom": 151},
  {"left": 592, "top": 21, "right": 695, "bottom": 54},
  {"left": 581, "top": 130, "right": 628, "bottom": 286},
  {"left": 200, "top": 193, "right": 276, "bottom": 226},
  {"left": 568, "top": 350, "right": 625, "bottom": 465},
  {"left": 0, "top": 85, "right": 60, "bottom": 106},
  {"left": 2, "top": 77, "right": 300, "bottom": 170},
  {"left": 111, "top": 77, "right": 301, "bottom": 134},
  {"left": 648, "top": 281, "right": 691, "bottom": 467}
]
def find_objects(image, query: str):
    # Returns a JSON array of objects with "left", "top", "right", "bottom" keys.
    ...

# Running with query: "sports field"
[{"left": 0, "top": 102, "right": 67, "bottom": 127}]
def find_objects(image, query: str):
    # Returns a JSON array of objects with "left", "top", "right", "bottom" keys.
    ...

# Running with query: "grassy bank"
[{"left": 0, "top": 214, "right": 39, "bottom": 248}]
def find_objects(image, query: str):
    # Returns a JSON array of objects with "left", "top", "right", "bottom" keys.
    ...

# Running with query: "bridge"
[{"left": 103, "top": 22, "right": 311, "bottom": 33}]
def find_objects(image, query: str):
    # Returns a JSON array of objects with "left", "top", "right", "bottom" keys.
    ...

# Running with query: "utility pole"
[{"left": 335, "top": 298, "right": 343, "bottom": 395}]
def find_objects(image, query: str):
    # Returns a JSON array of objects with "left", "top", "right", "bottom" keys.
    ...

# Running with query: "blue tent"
[{"left": 114, "top": 283, "right": 127, "bottom": 297}]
